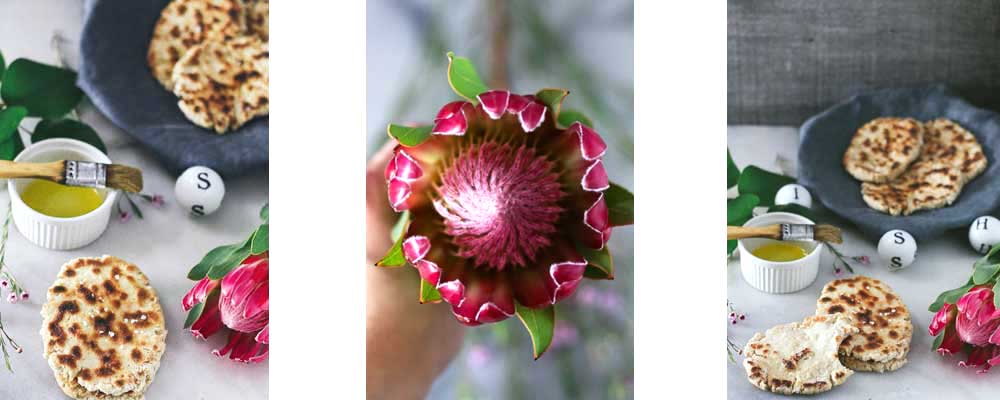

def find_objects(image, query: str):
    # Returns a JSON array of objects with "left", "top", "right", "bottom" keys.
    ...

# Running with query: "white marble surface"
[
  {"left": 0, "top": 2, "right": 268, "bottom": 398},
  {"left": 727, "top": 126, "right": 995, "bottom": 399}
]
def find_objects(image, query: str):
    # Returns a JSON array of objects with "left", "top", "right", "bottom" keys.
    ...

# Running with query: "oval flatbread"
[
  {"left": 743, "top": 315, "right": 858, "bottom": 395},
  {"left": 815, "top": 276, "right": 912, "bottom": 373},
  {"left": 40, "top": 256, "right": 167, "bottom": 400},
  {"left": 247, "top": 0, "right": 269, "bottom": 41},
  {"left": 860, "top": 118, "right": 987, "bottom": 215},
  {"left": 147, "top": 0, "right": 246, "bottom": 90},
  {"left": 172, "top": 35, "right": 269, "bottom": 133},
  {"left": 843, "top": 117, "right": 924, "bottom": 183}
]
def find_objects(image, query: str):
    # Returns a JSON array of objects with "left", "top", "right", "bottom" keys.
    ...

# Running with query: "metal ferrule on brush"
[
  {"left": 63, "top": 160, "right": 106, "bottom": 189},
  {"left": 780, "top": 223, "right": 813, "bottom": 241}
]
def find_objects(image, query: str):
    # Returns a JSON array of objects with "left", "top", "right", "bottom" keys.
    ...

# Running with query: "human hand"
[{"left": 366, "top": 140, "right": 465, "bottom": 400}]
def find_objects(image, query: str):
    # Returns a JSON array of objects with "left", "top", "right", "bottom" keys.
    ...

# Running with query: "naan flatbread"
[
  {"left": 843, "top": 117, "right": 924, "bottom": 183},
  {"left": 815, "top": 276, "right": 912, "bottom": 373},
  {"left": 41, "top": 256, "right": 166, "bottom": 400},
  {"left": 743, "top": 315, "right": 858, "bottom": 395},
  {"left": 147, "top": 0, "right": 245, "bottom": 90},
  {"left": 860, "top": 118, "right": 987, "bottom": 215}
]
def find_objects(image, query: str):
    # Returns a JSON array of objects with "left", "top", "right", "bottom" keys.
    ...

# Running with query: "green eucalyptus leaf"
[
  {"left": 387, "top": 124, "right": 433, "bottom": 147},
  {"left": 737, "top": 166, "right": 794, "bottom": 207},
  {"left": 33, "top": 119, "right": 107, "bottom": 154},
  {"left": 188, "top": 242, "right": 244, "bottom": 280},
  {"left": 1, "top": 59, "right": 83, "bottom": 119},
  {"left": 419, "top": 280, "right": 442, "bottom": 303},
  {"left": 767, "top": 203, "right": 816, "bottom": 222},
  {"left": 605, "top": 182, "right": 633, "bottom": 227},
  {"left": 376, "top": 219, "right": 410, "bottom": 267},
  {"left": 929, "top": 280, "right": 974, "bottom": 312},
  {"left": 251, "top": 224, "right": 269, "bottom": 254},
  {"left": 260, "top": 203, "right": 268, "bottom": 222},
  {"left": 578, "top": 243, "right": 614, "bottom": 280},
  {"left": 446, "top": 52, "right": 488, "bottom": 103},
  {"left": 727, "top": 149, "right": 739, "bottom": 188},
  {"left": 556, "top": 109, "right": 593, "bottom": 129},
  {"left": 183, "top": 302, "right": 205, "bottom": 329},
  {"left": 206, "top": 240, "right": 252, "bottom": 279},
  {"left": 535, "top": 88, "right": 568, "bottom": 118},
  {"left": 515, "top": 303, "right": 555, "bottom": 360},
  {"left": 727, "top": 194, "right": 760, "bottom": 254},
  {"left": 972, "top": 245, "right": 1000, "bottom": 285},
  {"left": 0, "top": 106, "right": 27, "bottom": 161}
]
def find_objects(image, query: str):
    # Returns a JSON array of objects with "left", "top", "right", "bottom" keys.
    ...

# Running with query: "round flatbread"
[
  {"left": 743, "top": 315, "right": 858, "bottom": 395},
  {"left": 843, "top": 117, "right": 924, "bottom": 183},
  {"left": 860, "top": 118, "right": 987, "bottom": 215},
  {"left": 247, "top": 0, "right": 269, "bottom": 41},
  {"left": 815, "top": 276, "right": 912, "bottom": 372},
  {"left": 147, "top": 0, "right": 246, "bottom": 90},
  {"left": 172, "top": 35, "right": 269, "bottom": 133},
  {"left": 41, "top": 256, "right": 167, "bottom": 400}
]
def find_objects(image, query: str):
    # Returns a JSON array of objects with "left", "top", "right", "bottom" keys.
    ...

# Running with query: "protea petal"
[
  {"left": 937, "top": 324, "right": 964, "bottom": 356},
  {"left": 432, "top": 101, "right": 470, "bottom": 136},
  {"left": 507, "top": 94, "right": 530, "bottom": 114},
  {"left": 413, "top": 259, "right": 442, "bottom": 286},
  {"left": 961, "top": 345, "right": 996, "bottom": 373},
  {"left": 581, "top": 160, "right": 610, "bottom": 192},
  {"left": 256, "top": 325, "right": 269, "bottom": 344},
  {"left": 477, "top": 90, "right": 510, "bottom": 120},
  {"left": 190, "top": 299, "right": 225, "bottom": 340},
  {"left": 391, "top": 150, "right": 423, "bottom": 182},
  {"left": 570, "top": 122, "right": 607, "bottom": 160},
  {"left": 387, "top": 178, "right": 412, "bottom": 212},
  {"left": 183, "top": 277, "right": 218, "bottom": 312},
  {"left": 956, "top": 287, "right": 1000, "bottom": 346},
  {"left": 436, "top": 279, "right": 465, "bottom": 306},
  {"left": 518, "top": 101, "right": 546, "bottom": 133},
  {"left": 550, "top": 261, "right": 587, "bottom": 303},
  {"left": 220, "top": 257, "right": 269, "bottom": 333},
  {"left": 929, "top": 303, "right": 955, "bottom": 336},
  {"left": 446, "top": 272, "right": 515, "bottom": 326},
  {"left": 402, "top": 236, "right": 431, "bottom": 263}
]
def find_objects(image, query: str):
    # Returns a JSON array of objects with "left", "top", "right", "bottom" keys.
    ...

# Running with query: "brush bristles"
[
  {"left": 106, "top": 164, "right": 143, "bottom": 193},
  {"left": 814, "top": 224, "right": 843, "bottom": 244}
]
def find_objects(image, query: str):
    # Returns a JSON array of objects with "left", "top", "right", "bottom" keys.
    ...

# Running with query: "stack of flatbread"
[
  {"left": 148, "top": 0, "right": 269, "bottom": 134},
  {"left": 843, "top": 117, "right": 987, "bottom": 215},
  {"left": 743, "top": 275, "right": 912, "bottom": 395},
  {"left": 815, "top": 276, "right": 912, "bottom": 372},
  {"left": 41, "top": 256, "right": 167, "bottom": 400}
]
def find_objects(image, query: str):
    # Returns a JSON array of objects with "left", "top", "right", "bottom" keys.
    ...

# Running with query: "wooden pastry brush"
[
  {"left": 0, "top": 160, "right": 143, "bottom": 193},
  {"left": 727, "top": 223, "right": 843, "bottom": 244}
]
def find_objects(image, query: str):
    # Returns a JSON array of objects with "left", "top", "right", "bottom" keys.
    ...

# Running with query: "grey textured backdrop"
[{"left": 728, "top": 0, "right": 1000, "bottom": 125}]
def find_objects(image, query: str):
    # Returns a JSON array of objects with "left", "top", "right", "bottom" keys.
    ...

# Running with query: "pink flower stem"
[{"left": 824, "top": 243, "right": 856, "bottom": 274}]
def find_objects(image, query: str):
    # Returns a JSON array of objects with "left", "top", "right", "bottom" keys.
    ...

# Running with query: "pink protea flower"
[
  {"left": 929, "top": 286, "right": 1000, "bottom": 373},
  {"left": 376, "top": 53, "right": 632, "bottom": 337},
  {"left": 184, "top": 252, "right": 268, "bottom": 363}
]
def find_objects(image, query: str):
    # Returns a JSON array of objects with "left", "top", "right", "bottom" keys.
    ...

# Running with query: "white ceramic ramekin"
[
  {"left": 738, "top": 212, "right": 822, "bottom": 294},
  {"left": 8, "top": 139, "right": 118, "bottom": 250}
]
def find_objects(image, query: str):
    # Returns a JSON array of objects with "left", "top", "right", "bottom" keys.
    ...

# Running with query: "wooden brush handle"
[
  {"left": 0, "top": 160, "right": 64, "bottom": 181},
  {"left": 727, "top": 225, "right": 781, "bottom": 240}
]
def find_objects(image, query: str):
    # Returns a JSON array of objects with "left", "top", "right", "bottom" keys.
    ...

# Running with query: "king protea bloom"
[
  {"left": 929, "top": 286, "right": 1000, "bottom": 373},
  {"left": 380, "top": 78, "right": 631, "bottom": 328},
  {"left": 184, "top": 253, "right": 269, "bottom": 363}
]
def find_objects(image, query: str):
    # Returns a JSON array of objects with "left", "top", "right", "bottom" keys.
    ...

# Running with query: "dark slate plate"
[
  {"left": 77, "top": 0, "right": 267, "bottom": 178},
  {"left": 799, "top": 85, "right": 1000, "bottom": 242}
]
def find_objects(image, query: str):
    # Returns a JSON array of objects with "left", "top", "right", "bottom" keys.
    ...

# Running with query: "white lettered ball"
[
  {"left": 969, "top": 216, "right": 1000, "bottom": 254},
  {"left": 774, "top": 183, "right": 812, "bottom": 208},
  {"left": 175, "top": 166, "right": 225, "bottom": 216},
  {"left": 877, "top": 230, "right": 917, "bottom": 271}
]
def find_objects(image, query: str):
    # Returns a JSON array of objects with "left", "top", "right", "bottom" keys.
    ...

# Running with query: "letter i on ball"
[
  {"left": 774, "top": 183, "right": 812, "bottom": 208},
  {"left": 175, "top": 166, "right": 226, "bottom": 216},
  {"left": 969, "top": 216, "right": 1000, "bottom": 254},
  {"left": 878, "top": 230, "right": 916, "bottom": 271}
]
